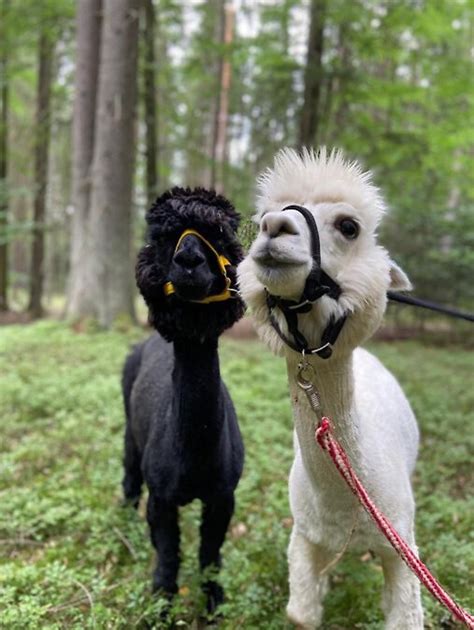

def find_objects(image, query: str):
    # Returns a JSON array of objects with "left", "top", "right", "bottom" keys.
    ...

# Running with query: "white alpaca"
[{"left": 238, "top": 148, "right": 424, "bottom": 629}]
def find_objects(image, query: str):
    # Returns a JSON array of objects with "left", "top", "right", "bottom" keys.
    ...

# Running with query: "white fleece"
[{"left": 238, "top": 147, "right": 424, "bottom": 629}]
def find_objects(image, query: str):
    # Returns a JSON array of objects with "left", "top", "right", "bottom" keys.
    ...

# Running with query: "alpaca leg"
[
  {"left": 380, "top": 548, "right": 424, "bottom": 630},
  {"left": 286, "top": 529, "right": 331, "bottom": 629},
  {"left": 147, "top": 494, "right": 180, "bottom": 597},
  {"left": 199, "top": 493, "right": 235, "bottom": 614},
  {"left": 122, "top": 422, "right": 143, "bottom": 508}
]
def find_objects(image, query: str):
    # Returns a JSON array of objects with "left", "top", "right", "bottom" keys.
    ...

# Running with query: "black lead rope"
[{"left": 388, "top": 291, "right": 474, "bottom": 323}]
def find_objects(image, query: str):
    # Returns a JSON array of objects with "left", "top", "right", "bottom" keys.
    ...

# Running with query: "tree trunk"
[
  {"left": 210, "top": 1, "right": 233, "bottom": 192},
  {"left": 28, "top": 31, "right": 53, "bottom": 318},
  {"left": 88, "top": 0, "right": 139, "bottom": 327},
  {"left": 0, "top": 0, "right": 9, "bottom": 311},
  {"left": 143, "top": 0, "right": 158, "bottom": 207},
  {"left": 66, "top": 0, "right": 102, "bottom": 319},
  {"left": 154, "top": 2, "right": 172, "bottom": 191},
  {"left": 205, "top": 0, "right": 224, "bottom": 189},
  {"left": 298, "top": 0, "right": 326, "bottom": 149},
  {"left": 330, "top": 20, "right": 351, "bottom": 139}
]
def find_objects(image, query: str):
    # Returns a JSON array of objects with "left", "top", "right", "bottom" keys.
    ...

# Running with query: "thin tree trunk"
[
  {"left": 213, "top": 2, "right": 234, "bottom": 193},
  {"left": 154, "top": 2, "right": 171, "bottom": 191},
  {"left": 143, "top": 0, "right": 158, "bottom": 207},
  {"left": 28, "top": 32, "right": 53, "bottom": 318},
  {"left": 206, "top": 0, "right": 225, "bottom": 189},
  {"left": 88, "top": 0, "right": 139, "bottom": 327},
  {"left": 0, "top": 0, "right": 9, "bottom": 311},
  {"left": 298, "top": 0, "right": 326, "bottom": 149},
  {"left": 66, "top": 0, "right": 102, "bottom": 319},
  {"left": 331, "top": 21, "right": 351, "bottom": 137}
]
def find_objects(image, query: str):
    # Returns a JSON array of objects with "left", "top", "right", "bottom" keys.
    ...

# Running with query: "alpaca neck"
[
  {"left": 172, "top": 338, "right": 223, "bottom": 446},
  {"left": 286, "top": 350, "right": 360, "bottom": 482}
]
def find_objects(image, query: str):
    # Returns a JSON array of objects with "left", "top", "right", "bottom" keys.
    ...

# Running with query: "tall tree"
[
  {"left": 180, "top": 1, "right": 223, "bottom": 188},
  {"left": 154, "top": 0, "right": 181, "bottom": 190},
  {"left": 298, "top": 0, "right": 326, "bottom": 149},
  {"left": 28, "top": 30, "right": 53, "bottom": 318},
  {"left": 206, "top": 0, "right": 225, "bottom": 189},
  {"left": 249, "top": 0, "right": 299, "bottom": 172},
  {"left": 0, "top": 0, "right": 9, "bottom": 311},
  {"left": 143, "top": 0, "right": 158, "bottom": 207},
  {"left": 66, "top": 0, "right": 102, "bottom": 318},
  {"left": 87, "top": 0, "right": 139, "bottom": 327},
  {"left": 211, "top": 1, "right": 234, "bottom": 192}
]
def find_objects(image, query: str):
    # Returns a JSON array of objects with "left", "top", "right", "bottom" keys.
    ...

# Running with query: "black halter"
[{"left": 265, "top": 204, "right": 347, "bottom": 359}]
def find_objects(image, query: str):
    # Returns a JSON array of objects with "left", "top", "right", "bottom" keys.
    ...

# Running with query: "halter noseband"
[
  {"left": 265, "top": 204, "right": 347, "bottom": 359},
  {"left": 163, "top": 229, "right": 233, "bottom": 304}
]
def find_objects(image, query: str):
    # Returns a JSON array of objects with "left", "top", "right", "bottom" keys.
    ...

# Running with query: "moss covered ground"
[{"left": 0, "top": 321, "right": 472, "bottom": 628}]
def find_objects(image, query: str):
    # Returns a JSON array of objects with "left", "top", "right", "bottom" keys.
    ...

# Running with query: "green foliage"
[
  {"left": 317, "top": 0, "right": 474, "bottom": 308},
  {"left": 0, "top": 322, "right": 472, "bottom": 627},
  {"left": 3, "top": 0, "right": 472, "bottom": 312}
]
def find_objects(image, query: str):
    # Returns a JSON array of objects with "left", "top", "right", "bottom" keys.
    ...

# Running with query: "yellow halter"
[{"left": 163, "top": 229, "right": 233, "bottom": 304}]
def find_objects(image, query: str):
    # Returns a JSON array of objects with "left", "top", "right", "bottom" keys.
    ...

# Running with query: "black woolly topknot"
[
  {"left": 147, "top": 187, "right": 240, "bottom": 234},
  {"left": 136, "top": 187, "right": 245, "bottom": 342}
]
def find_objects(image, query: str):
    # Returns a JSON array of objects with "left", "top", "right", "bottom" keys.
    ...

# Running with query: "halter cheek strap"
[
  {"left": 163, "top": 229, "right": 233, "bottom": 304},
  {"left": 265, "top": 205, "right": 348, "bottom": 359}
]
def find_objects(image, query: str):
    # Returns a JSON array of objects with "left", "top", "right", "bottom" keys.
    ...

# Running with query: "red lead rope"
[{"left": 315, "top": 417, "right": 474, "bottom": 628}]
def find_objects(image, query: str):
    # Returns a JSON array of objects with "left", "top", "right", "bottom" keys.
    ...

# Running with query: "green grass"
[{"left": 0, "top": 321, "right": 472, "bottom": 629}]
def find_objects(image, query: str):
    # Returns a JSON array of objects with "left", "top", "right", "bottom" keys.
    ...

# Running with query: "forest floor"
[{"left": 0, "top": 321, "right": 472, "bottom": 629}]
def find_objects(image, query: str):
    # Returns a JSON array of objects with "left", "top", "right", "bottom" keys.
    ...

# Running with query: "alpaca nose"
[
  {"left": 173, "top": 247, "right": 205, "bottom": 270},
  {"left": 260, "top": 212, "right": 299, "bottom": 238}
]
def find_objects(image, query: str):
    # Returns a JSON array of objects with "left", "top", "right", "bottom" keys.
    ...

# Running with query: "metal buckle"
[
  {"left": 297, "top": 356, "right": 315, "bottom": 390},
  {"left": 296, "top": 352, "right": 321, "bottom": 410}
]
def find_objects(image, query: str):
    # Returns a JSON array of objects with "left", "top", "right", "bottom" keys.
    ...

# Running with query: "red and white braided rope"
[{"left": 315, "top": 417, "right": 474, "bottom": 629}]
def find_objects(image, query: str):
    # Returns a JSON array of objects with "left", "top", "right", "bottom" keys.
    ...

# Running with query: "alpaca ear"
[
  {"left": 136, "top": 244, "right": 161, "bottom": 301},
  {"left": 389, "top": 260, "right": 412, "bottom": 291}
]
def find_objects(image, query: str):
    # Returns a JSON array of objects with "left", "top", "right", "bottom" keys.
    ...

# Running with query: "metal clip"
[{"left": 297, "top": 355, "right": 321, "bottom": 412}]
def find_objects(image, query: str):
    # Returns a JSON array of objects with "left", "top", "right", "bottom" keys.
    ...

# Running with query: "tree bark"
[
  {"left": 298, "top": 0, "right": 326, "bottom": 149},
  {"left": 88, "top": 0, "right": 139, "bottom": 327},
  {"left": 210, "top": 1, "right": 234, "bottom": 192},
  {"left": 143, "top": 0, "right": 158, "bottom": 207},
  {"left": 214, "top": 3, "right": 234, "bottom": 192},
  {"left": 207, "top": 0, "right": 225, "bottom": 189},
  {"left": 0, "top": 0, "right": 9, "bottom": 311},
  {"left": 66, "top": 0, "right": 102, "bottom": 319},
  {"left": 28, "top": 31, "right": 53, "bottom": 318}
]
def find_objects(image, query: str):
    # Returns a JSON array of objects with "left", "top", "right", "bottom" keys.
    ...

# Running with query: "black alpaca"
[{"left": 122, "top": 187, "right": 245, "bottom": 614}]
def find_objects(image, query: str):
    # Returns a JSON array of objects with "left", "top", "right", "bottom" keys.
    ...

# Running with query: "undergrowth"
[{"left": 0, "top": 321, "right": 472, "bottom": 628}]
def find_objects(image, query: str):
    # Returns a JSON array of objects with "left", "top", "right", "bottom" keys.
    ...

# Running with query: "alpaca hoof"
[{"left": 203, "top": 580, "right": 224, "bottom": 615}]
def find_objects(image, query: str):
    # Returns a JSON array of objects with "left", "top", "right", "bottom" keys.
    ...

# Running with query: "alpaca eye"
[{"left": 336, "top": 218, "right": 359, "bottom": 240}]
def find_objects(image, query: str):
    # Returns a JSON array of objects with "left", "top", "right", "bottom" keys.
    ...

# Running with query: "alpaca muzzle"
[
  {"left": 265, "top": 205, "right": 347, "bottom": 359},
  {"left": 164, "top": 229, "right": 233, "bottom": 304}
]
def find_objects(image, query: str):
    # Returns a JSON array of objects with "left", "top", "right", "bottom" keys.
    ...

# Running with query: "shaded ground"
[
  {"left": 0, "top": 310, "right": 32, "bottom": 326},
  {"left": 0, "top": 322, "right": 472, "bottom": 628}
]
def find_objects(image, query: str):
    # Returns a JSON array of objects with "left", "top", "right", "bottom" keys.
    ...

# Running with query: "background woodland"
[
  {"left": 0, "top": 3, "right": 473, "bottom": 628},
  {"left": 0, "top": 0, "right": 472, "bottom": 327}
]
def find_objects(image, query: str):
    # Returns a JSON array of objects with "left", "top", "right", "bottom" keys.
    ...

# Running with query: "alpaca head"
[
  {"left": 238, "top": 148, "right": 411, "bottom": 358},
  {"left": 137, "top": 187, "right": 245, "bottom": 342}
]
